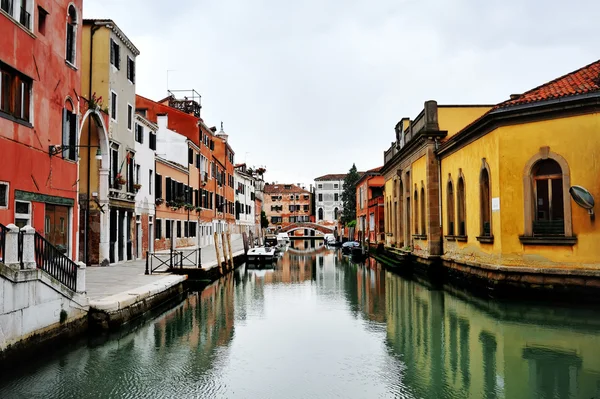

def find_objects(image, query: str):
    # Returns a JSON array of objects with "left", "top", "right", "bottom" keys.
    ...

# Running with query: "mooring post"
[
  {"left": 214, "top": 232, "right": 222, "bottom": 274},
  {"left": 221, "top": 232, "right": 229, "bottom": 271},
  {"left": 227, "top": 232, "right": 234, "bottom": 269},
  {"left": 145, "top": 251, "right": 149, "bottom": 275}
]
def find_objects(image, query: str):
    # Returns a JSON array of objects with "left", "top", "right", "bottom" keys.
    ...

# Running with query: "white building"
[
  {"left": 314, "top": 174, "right": 346, "bottom": 224},
  {"left": 133, "top": 114, "right": 157, "bottom": 259},
  {"left": 234, "top": 164, "right": 256, "bottom": 235}
]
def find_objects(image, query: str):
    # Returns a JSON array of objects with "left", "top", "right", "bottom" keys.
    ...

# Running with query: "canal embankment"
[{"left": 369, "top": 246, "right": 600, "bottom": 302}]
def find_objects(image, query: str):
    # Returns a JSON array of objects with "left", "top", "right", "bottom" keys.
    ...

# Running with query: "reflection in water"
[{"left": 1, "top": 251, "right": 600, "bottom": 398}]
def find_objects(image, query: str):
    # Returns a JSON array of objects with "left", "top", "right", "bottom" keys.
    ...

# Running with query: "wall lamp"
[{"left": 49, "top": 144, "right": 102, "bottom": 160}]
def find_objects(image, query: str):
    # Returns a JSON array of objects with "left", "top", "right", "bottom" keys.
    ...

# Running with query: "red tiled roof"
[
  {"left": 264, "top": 183, "right": 311, "bottom": 195},
  {"left": 497, "top": 59, "right": 600, "bottom": 108}
]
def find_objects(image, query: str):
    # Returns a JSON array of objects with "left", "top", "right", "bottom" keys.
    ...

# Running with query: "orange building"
[
  {"left": 356, "top": 168, "right": 385, "bottom": 244},
  {"left": 263, "top": 183, "right": 312, "bottom": 229},
  {"left": 0, "top": 0, "right": 83, "bottom": 259}
]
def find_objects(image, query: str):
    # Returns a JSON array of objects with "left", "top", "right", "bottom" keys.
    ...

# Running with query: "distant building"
[
  {"left": 313, "top": 174, "right": 346, "bottom": 224},
  {"left": 355, "top": 168, "right": 384, "bottom": 244},
  {"left": 234, "top": 164, "right": 256, "bottom": 236},
  {"left": 263, "top": 183, "right": 312, "bottom": 229}
]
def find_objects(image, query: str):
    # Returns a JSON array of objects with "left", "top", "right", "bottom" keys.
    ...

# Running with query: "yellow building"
[
  {"left": 381, "top": 102, "right": 492, "bottom": 258},
  {"left": 438, "top": 60, "right": 600, "bottom": 274},
  {"left": 382, "top": 59, "right": 600, "bottom": 292}
]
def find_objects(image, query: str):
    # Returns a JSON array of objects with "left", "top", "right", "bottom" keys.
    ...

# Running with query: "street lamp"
[{"left": 49, "top": 144, "right": 102, "bottom": 160}]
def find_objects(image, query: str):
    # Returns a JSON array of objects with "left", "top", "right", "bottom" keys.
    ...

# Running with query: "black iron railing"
[
  {"left": 533, "top": 219, "right": 564, "bottom": 236},
  {"left": 34, "top": 232, "right": 77, "bottom": 291},
  {"left": 19, "top": 6, "right": 30, "bottom": 28},
  {"left": 0, "top": 223, "right": 6, "bottom": 263}
]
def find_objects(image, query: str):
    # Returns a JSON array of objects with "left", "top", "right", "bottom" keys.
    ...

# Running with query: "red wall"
[{"left": 0, "top": 0, "right": 83, "bottom": 258}]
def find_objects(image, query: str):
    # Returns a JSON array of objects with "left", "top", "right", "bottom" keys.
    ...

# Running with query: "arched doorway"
[{"left": 78, "top": 107, "right": 110, "bottom": 265}]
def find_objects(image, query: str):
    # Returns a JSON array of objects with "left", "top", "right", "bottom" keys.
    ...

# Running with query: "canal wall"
[
  {"left": 370, "top": 247, "right": 600, "bottom": 301},
  {"left": 0, "top": 262, "right": 89, "bottom": 361}
]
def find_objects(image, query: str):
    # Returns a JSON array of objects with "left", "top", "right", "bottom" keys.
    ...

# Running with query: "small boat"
[
  {"left": 341, "top": 241, "right": 361, "bottom": 255},
  {"left": 277, "top": 232, "right": 291, "bottom": 244},
  {"left": 246, "top": 246, "right": 276, "bottom": 266}
]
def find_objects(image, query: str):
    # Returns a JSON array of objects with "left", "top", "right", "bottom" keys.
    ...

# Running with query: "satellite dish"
[{"left": 569, "top": 186, "right": 595, "bottom": 215}]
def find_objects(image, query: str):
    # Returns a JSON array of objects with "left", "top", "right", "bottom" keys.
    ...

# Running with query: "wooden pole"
[
  {"left": 227, "top": 232, "right": 234, "bottom": 269},
  {"left": 214, "top": 232, "right": 222, "bottom": 273},
  {"left": 221, "top": 232, "right": 228, "bottom": 270}
]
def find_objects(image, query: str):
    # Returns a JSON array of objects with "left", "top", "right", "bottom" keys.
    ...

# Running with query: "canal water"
[{"left": 2, "top": 242, "right": 600, "bottom": 398}]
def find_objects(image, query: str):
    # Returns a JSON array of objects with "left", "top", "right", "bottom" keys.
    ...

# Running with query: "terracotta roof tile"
[
  {"left": 264, "top": 183, "right": 311, "bottom": 195},
  {"left": 497, "top": 59, "right": 600, "bottom": 109}
]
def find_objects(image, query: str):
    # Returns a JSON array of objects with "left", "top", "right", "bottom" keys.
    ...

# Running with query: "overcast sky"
[{"left": 85, "top": 0, "right": 599, "bottom": 187}]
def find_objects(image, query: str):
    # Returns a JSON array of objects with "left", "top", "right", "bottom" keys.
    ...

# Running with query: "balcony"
[
  {"left": 1, "top": 0, "right": 12, "bottom": 15},
  {"left": 167, "top": 89, "right": 201, "bottom": 118},
  {"left": 368, "top": 196, "right": 384, "bottom": 208},
  {"left": 19, "top": 6, "right": 30, "bottom": 29}
]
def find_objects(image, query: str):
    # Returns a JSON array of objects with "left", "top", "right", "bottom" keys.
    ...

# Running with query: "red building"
[
  {"left": 0, "top": 0, "right": 83, "bottom": 258},
  {"left": 356, "top": 167, "right": 384, "bottom": 244}
]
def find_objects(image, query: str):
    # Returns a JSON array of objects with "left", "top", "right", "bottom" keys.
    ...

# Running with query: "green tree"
[
  {"left": 261, "top": 211, "right": 269, "bottom": 228},
  {"left": 341, "top": 164, "right": 361, "bottom": 224}
]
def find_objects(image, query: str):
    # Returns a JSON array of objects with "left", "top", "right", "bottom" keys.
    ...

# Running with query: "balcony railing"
[
  {"left": 368, "top": 196, "right": 384, "bottom": 208},
  {"left": 19, "top": 6, "right": 30, "bottom": 29}
]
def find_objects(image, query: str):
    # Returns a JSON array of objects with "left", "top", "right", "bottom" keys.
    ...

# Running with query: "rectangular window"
[
  {"left": 127, "top": 104, "right": 133, "bottom": 130},
  {"left": 149, "top": 132, "right": 156, "bottom": 150},
  {"left": 155, "top": 219, "right": 162, "bottom": 239},
  {"left": 127, "top": 56, "right": 135, "bottom": 83},
  {"left": 155, "top": 173, "right": 162, "bottom": 199},
  {"left": 1, "top": 0, "right": 13, "bottom": 15},
  {"left": 184, "top": 221, "right": 188, "bottom": 237},
  {"left": 62, "top": 109, "right": 77, "bottom": 161},
  {"left": 135, "top": 164, "right": 141, "bottom": 185},
  {"left": 135, "top": 123, "right": 143, "bottom": 143},
  {"left": 318, "top": 194, "right": 323, "bottom": 202},
  {"left": 188, "top": 148, "right": 193, "bottom": 164},
  {"left": 14, "top": 200, "right": 31, "bottom": 228},
  {"left": 318, "top": 184, "right": 323, "bottom": 189},
  {"left": 334, "top": 184, "right": 339, "bottom": 189},
  {"left": 110, "top": 91, "right": 117, "bottom": 121},
  {"left": 334, "top": 193, "right": 339, "bottom": 201},
  {"left": 149, "top": 170, "right": 153, "bottom": 195},
  {"left": 165, "top": 220, "right": 171, "bottom": 239},
  {"left": 189, "top": 222, "right": 197, "bottom": 237},
  {"left": 38, "top": 6, "right": 48, "bottom": 35},
  {"left": 0, "top": 62, "right": 31, "bottom": 123},
  {"left": 177, "top": 220, "right": 181, "bottom": 238},
  {"left": 110, "top": 39, "right": 120, "bottom": 69},
  {"left": 0, "top": 182, "right": 8, "bottom": 208},
  {"left": 110, "top": 144, "right": 119, "bottom": 188}
]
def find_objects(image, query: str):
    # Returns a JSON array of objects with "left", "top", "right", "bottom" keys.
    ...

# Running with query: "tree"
[
  {"left": 341, "top": 163, "right": 361, "bottom": 225},
  {"left": 261, "top": 211, "right": 269, "bottom": 229}
]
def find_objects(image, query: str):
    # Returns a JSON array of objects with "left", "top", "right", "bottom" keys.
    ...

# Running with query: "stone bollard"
[
  {"left": 76, "top": 261, "right": 87, "bottom": 294},
  {"left": 20, "top": 225, "right": 36, "bottom": 270},
  {"left": 4, "top": 224, "right": 21, "bottom": 269}
]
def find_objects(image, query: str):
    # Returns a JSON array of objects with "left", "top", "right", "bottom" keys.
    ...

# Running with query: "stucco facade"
[
  {"left": 234, "top": 165, "right": 256, "bottom": 235},
  {"left": 263, "top": 183, "right": 312, "bottom": 229},
  {"left": 314, "top": 174, "right": 345, "bottom": 224}
]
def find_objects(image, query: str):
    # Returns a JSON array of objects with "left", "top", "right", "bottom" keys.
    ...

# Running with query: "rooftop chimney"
[{"left": 510, "top": 94, "right": 522, "bottom": 100}]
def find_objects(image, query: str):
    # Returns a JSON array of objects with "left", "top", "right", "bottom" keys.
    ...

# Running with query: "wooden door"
[{"left": 45, "top": 204, "right": 69, "bottom": 253}]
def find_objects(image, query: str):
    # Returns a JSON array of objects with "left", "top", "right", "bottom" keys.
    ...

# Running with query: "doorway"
[{"left": 45, "top": 204, "right": 69, "bottom": 253}]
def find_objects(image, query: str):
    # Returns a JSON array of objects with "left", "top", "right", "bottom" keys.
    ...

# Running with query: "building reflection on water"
[{"left": 384, "top": 271, "right": 600, "bottom": 399}]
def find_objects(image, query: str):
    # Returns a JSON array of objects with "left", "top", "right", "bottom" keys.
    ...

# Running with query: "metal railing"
[
  {"left": 19, "top": 6, "right": 30, "bottom": 28},
  {"left": 145, "top": 248, "right": 201, "bottom": 274},
  {"left": 0, "top": 223, "right": 6, "bottom": 263},
  {"left": 533, "top": 219, "right": 565, "bottom": 236},
  {"left": 34, "top": 232, "right": 77, "bottom": 291}
]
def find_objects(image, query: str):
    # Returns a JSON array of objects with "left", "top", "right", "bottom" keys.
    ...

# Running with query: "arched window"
[
  {"left": 318, "top": 208, "right": 324, "bottom": 221},
  {"left": 447, "top": 179, "right": 455, "bottom": 236},
  {"left": 66, "top": 5, "right": 78, "bottom": 65},
  {"left": 532, "top": 159, "right": 564, "bottom": 235},
  {"left": 420, "top": 186, "right": 426, "bottom": 235},
  {"left": 414, "top": 189, "right": 419, "bottom": 235},
  {"left": 457, "top": 176, "right": 466, "bottom": 236},
  {"left": 334, "top": 207, "right": 339, "bottom": 220},
  {"left": 480, "top": 165, "right": 492, "bottom": 237}
]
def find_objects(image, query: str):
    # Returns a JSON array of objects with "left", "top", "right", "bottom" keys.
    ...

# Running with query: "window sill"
[
  {"left": 0, "top": 111, "right": 33, "bottom": 128},
  {"left": 65, "top": 60, "right": 78, "bottom": 71},
  {"left": 413, "top": 234, "right": 427, "bottom": 240},
  {"left": 445, "top": 235, "right": 456, "bottom": 241},
  {"left": 519, "top": 236, "right": 577, "bottom": 246},
  {"left": 455, "top": 235, "right": 468, "bottom": 242},
  {"left": 476, "top": 235, "right": 494, "bottom": 244}
]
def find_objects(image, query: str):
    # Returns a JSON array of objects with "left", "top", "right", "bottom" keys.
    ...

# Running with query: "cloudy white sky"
[{"left": 85, "top": 0, "right": 598, "bottom": 186}]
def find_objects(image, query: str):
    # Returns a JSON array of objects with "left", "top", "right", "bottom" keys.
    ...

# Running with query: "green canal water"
[{"left": 1, "top": 244, "right": 600, "bottom": 398}]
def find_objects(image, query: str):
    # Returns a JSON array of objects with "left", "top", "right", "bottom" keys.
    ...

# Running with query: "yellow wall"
[
  {"left": 498, "top": 113, "right": 600, "bottom": 265},
  {"left": 440, "top": 130, "right": 500, "bottom": 252},
  {"left": 440, "top": 111, "right": 600, "bottom": 267},
  {"left": 411, "top": 154, "right": 427, "bottom": 239},
  {"left": 438, "top": 106, "right": 492, "bottom": 140},
  {"left": 81, "top": 26, "right": 110, "bottom": 101}
]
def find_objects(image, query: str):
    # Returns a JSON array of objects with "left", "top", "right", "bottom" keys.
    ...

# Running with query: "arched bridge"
[{"left": 280, "top": 222, "right": 335, "bottom": 235}]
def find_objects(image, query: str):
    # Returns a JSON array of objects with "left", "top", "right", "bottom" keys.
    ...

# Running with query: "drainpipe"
[{"left": 85, "top": 25, "right": 100, "bottom": 266}]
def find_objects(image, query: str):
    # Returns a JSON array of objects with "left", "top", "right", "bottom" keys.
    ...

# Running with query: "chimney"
[{"left": 510, "top": 94, "right": 521, "bottom": 100}]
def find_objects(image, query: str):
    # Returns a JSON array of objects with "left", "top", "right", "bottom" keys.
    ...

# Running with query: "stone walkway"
[{"left": 86, "top": 236, "right": 246, "bottom": 300}]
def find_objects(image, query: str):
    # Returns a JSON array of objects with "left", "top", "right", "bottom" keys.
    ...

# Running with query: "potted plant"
[
  {"left": 115, "top": 173, "right": 126, "bottom": 185},
  {"left": 195, "top": 206, "right": 202, "bottom": 213},
  {"left": 133, "top": 183, "right": 142, "bottom": 192},
  {"left": 155, "top": 197, "right": 164, "bottom": 206},
  {"left": 184, "top": 203, "right": 195, "bottom": 211}
]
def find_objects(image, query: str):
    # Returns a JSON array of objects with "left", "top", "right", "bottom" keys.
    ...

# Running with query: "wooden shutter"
[
  {"left": 165, "top": 177, "right": 172, "bottom": 201},
  {"left": 68, "top": 112, "right": 77, "bottom": 160}
]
